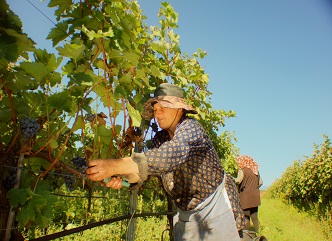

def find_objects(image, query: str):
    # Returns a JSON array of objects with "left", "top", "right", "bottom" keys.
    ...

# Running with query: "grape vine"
[
  {"left": 266, "top": 135, "right": 332, "bottom": 223},
  {"left": 0, "top": 0, "right": 238, "bottom": 240}
]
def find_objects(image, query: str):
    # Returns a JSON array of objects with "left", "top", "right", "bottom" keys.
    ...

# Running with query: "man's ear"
[{"left": 178, "top": 108, "right": 184, "bottom": 115}]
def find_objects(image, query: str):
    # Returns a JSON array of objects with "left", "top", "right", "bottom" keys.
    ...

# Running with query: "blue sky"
[{"left": 8, "top": 0, "right": 332, "bottom": 187}]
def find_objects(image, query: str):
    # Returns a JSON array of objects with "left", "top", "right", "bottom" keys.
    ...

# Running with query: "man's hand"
[
  {"left": 103, "top": 176, "right": 123, "bottom": 190},
  {"left": 86, "top": 157, "right": 140, "bottom": 183},
  {"left": 86, "top": 159, "right": 115, "bottom": 181}
]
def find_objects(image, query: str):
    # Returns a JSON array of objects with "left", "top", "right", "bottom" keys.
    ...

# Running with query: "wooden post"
[
  {"left": 126, "top": 127, "right": 144, "bottom": 241},
  {"left": 126, "top": 188, "right": 138, "bottom": 241},
  {"left": 167, "top": 195, "right": 174, "bottom": 241}
]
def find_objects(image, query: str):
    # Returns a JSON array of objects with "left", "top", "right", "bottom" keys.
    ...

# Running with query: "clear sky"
[{"left": 7, "top": 0, "right": 332, "bottom": 187}]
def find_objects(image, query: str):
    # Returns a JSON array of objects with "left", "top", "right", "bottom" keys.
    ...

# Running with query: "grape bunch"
[
  {"left": 46, "top": 170, "right": 62, "bottom": 189},
  {"left": 64, "top": 174, "right": 75, "bottom": 192},
  {"left": 72, "top": 156, "right": 88, "bottom": 169},
  {"left": 72, "top": 156, "right": 88, "bottom": 178},
  {"left": 20, "top": 117, "right": 41, "bottom": 138},
  {"left": 2, "top": 169, "right": 18, "bottom": 190},
  {"left": 53, "top": 170, "right": 76, "bottom": 192}
]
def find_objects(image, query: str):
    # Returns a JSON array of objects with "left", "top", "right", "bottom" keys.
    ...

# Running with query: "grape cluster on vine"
[
  {"left": 52, "top": 170, "right": 76, "bottom": 192},
  {"left": 20, "top": 117, "right": 41, "bottom": 138},
  {"left": 64, "top": 174, "right": 75, "bottom": 192},
  {"left": 2, "top": 168, "right": 18, "bottom": 190},
  {"left": 72, "top": 156, "right": 88, "bottom": 179}
]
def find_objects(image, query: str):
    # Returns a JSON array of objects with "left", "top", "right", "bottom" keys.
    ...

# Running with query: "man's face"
[{"left": 153, "top": 103, "right": 181, "bottom": 130}]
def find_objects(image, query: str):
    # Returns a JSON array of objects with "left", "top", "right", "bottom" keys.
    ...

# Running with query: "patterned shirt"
[{"left": 144, "top": 116, "right": 224, "bottom": 211}]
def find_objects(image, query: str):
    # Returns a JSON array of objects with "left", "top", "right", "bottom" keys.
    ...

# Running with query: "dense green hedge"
[{"left": 266, "top": 135, "right": 331, "bottom": 228}]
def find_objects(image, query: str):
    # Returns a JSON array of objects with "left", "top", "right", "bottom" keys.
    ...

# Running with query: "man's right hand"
[{"left": 86, "top": 157, "right": 140, "bottom": 183}]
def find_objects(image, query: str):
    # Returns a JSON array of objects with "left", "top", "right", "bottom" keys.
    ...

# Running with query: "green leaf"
[
  {"left": 17, "top": 201, "right": 35, "bottom": 226},
  {"left": 48, "top": 90, "right": 74, "bottom": 113},
  {"left": 50, "top": 72, "right": 62, "bottom": 86},
  {"left": 151, "top": 41, "right": 167, "bottom": 53},
  {"left": 82, "top": 25, "right": 114, "bottom": 40},
  {"left": 6, "top": 188, "right": 29, "bottom": 208},
  {"left": 28, "top": 158, "right": 51, "bottom": 173},
  {"left": 150, "top": 65, "right": 160, "bottom": 77},
  {"left": 47, "top": 22, "right": 69, "bottom": 47},
  {"left": 48, "top": 0, "right": 72, "bottom": 20},
  {"left": 124, "top": 52, "right": 139, "bottom": 66},
  {"left": 136, "top": 69, "right": 150, "bottom": 87},
  {"left": 56, "top": 43, "right": 86, "bottom": 62},
  {"left": 31, "top": 195, "right": 47, "bottom": 208},
  {"left": 45, "top": 194, "right": 58, "bottom": 205},
  {"left": 93, "top": 85, "right": 115, "bottom": 108},
  {"left": 35, "top": 215, "right": 49, "bottom": 228},
  {"left": 97, "top": 125, "right": 112, "bottom": 137},
  {"left": 4, "top": 28, "right": 35, "bottom": 54},
  {"left": 109, "top": 50, "right": 123, "bottom": 64},
  {"left": 0, "top": 108, "right": 12, "bottom": 122},
  {"left": 112, "top": 68, "right": 119, "bottom": 76},
  {"left": 127, "top": 102, "right": 141, "bottom": 127},
  {"left": 72, "top": 115, "right": 84, "bottom": 131},
  {"left": 114, "top": 85, "right": 129, "bottom": 99},
  {"left": 20, "top": 62, "right": 49, "bottom": 82},
  {"left": 72, "top": 72, "right": 94, "bottom": 86},
  {"left": 119, "top": 74, "right": 131, "bottom": 85}
]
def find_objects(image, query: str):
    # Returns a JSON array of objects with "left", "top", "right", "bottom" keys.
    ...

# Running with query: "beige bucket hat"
[{"left": 142, "top": 83, "right": 197, "bottom": 120}]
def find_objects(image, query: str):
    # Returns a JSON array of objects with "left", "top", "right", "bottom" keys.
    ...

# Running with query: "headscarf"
[
  {"left": 143, "top": 83, "right": 197, "bottom": 120},
  {"left": 236, "top": 155, "right": 259, "bottom": 175}
]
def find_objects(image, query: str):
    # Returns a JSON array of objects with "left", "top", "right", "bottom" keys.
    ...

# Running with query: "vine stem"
[{"left": 4, "top": 151, "right": 25, "bottom": 241}]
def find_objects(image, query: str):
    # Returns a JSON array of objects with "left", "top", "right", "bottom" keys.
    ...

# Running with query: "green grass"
[
  {"left": 259, "top": 196, "right": 331, "bottom": 241},
  {"left": 29, "top": 196, "right": 331, "bottom": 240}
]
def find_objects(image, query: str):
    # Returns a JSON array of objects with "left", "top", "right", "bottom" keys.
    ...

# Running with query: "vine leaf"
[
  {"left": 16, "top": 201, "right": 34, "bottom": 226},
  {"left": 48, "top": 90, "right": 74, "bottom": 113},
  {"left": 48, "top": 0, "right": 72, "bottom": 20},
  {"left": 127, "top": 103, "right": 141, "bottom": 127},
  {"left": 150, "top": 65, "right": 160, "bottom": 77},
  {"left": 56, "top": 43, "right": 86, "bottom": 62},
  {"left": 6, "top": 188, "right": 29, "bottom": 208},
  {"left": 47, "top": 22, "right": 69, "bottom": 47},
  {"left": 20, "top": 62, "right": 49, "bottom": 82},
  {"left": 82, "top": 25, "right": 114, "bottom": 40}
]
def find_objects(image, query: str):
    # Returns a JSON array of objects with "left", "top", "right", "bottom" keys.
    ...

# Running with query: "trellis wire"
[{"left": 29, "top": 211, "right": 176, "bottom": 241}]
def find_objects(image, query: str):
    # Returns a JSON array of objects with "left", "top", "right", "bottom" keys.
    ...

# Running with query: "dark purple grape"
[
  {"left": 72, "top": 156, "right": 87, "bottom": 169},
  {"left": 72, "top": 156, "right": 88, "bottom": 179},
  {"left": 64, "top": 175, "right": 75, "bottom": 192},
  {"left": 2, "top": 169, "right": 18, "bottom": 190},
  {"left": 20, "top": 117, "right": 41, "bottom": 138}
]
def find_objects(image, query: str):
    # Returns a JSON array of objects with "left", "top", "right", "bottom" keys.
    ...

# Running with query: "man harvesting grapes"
[{"left": 87, "top": 83, "right": 244, "bottom": 241}]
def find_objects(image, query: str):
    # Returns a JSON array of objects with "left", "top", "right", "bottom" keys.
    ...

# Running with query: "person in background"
[
  {"left": 86, "top": 83, "right": 245, "bottom": 241},
  {"left": 235, "top": 155, "right": 263, "bottom": 233}
]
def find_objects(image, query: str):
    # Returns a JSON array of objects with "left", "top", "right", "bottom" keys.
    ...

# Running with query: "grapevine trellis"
[
  {"left": 0, "top": 0, "right": 239, "bottom": 240},
  {"left": 29, "top": 210, "right": 176, "bottom": 241},
  {"left": 265, "top": 135, "right": 332, "bottom": 233}
]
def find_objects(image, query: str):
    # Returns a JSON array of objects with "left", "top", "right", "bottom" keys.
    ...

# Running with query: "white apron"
[{"left": 173, "top": 174, "right": 241, "bottom": 241}]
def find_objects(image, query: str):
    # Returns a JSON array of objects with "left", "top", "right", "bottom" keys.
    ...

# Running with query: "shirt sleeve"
[
  {"left": 234, "top": 169, "right": 244, "bottom": 184},
  {"left": 144, "top": 118, "right": 208, "bottom": 175}
]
